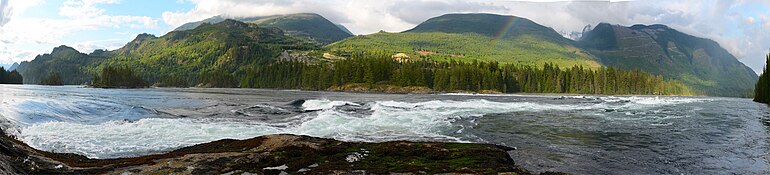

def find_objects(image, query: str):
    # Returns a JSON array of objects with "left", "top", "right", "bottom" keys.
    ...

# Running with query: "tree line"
[
  {"left": 240, "top": 52, "right": 693, "bottom": 95},
  {"left": 755, "top": 54, "right": 770, "bottom": 103},
  {"left": 0, "top": 67, "right": 23, "bottom": 84},
  {"left": 91, "top": 65, "right": 148, "bottom": 88},
  {"left": 40, "top": 72, "right": 64, "bottom": 85}
]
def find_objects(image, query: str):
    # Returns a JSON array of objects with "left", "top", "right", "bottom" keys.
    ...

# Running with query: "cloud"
[
  {"left": 161, "top": 0, "right": 510, "bottom": 34},
  {"left": 0, "top": 0, "right": 11, "bottom": 27},
  {"left": 0, "top": 0, "right": 160, "bottom": 64},
  {"left": 71, "top": 38, "right": 129, "bottom": 53},
  {"left": 387, "top": 0, "right": 508, "bottom": 24}
]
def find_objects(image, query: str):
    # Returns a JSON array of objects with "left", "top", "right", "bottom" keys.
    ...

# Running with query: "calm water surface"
[{"left": 0, "top": 85, "right": 768, "bottom": 174}]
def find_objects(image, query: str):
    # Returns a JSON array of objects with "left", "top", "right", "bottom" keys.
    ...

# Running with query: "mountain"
[
  {"left": 405, "top": 13, "right": 572, "bottom": 45},
  {"left": 328, "top": 13, "right": 600, "bottom": 68},
  {"left": 174, "top": 13, "right": 353, "bottom": 44},
  {"left": 8, "top": 63, "right": 19, "bottom": 71},
  {"left": 578, "top": 23, "right": 758, "bottom": 96},
  {"left": 335, "top": 24, "right": 354, "bottom": 35},
  {"left": 14, "top": 12, "right": 757, "bottom": 97},
  {"left": 0, "top": 63, "right": 17, "bottom": 70},
  {"left": 16, "top": 46, "right": 104, "bottom": 84},
  {"left": 17, "top": 20, "right": 315, "bottom": 85}
]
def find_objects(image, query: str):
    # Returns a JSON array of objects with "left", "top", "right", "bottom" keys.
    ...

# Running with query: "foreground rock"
[{"left": 0, "top": 129, "right": 557, "bottom": 174}]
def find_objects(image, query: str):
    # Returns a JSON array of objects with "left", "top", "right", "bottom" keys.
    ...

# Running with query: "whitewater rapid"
[
  {"left": 3, "top": 90, "right": 710, "bottom": 158},
  {"left": 4, "top": 85, "right": 769, "bottom": 174}
]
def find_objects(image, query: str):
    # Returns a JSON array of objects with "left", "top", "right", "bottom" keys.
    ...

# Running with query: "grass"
[{"left": 327, "top": 32, "right": 601, "bottom": 69}]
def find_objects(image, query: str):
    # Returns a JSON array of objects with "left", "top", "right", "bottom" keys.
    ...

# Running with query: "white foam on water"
[
  {"left": 14, "top": 96, "right": 712, "bottom": 159},
  {"left": 301, "top": 99, "right": 359, "bottom": 111},
  {"left": 20, "top": 118, "right": 283, "bottom": 159},
  {"left": 18, "top": 98, "right": 603, "bottom": 158}
]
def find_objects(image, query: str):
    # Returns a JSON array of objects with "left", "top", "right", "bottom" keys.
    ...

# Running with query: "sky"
[{"left": 0, "top": 0, "right": 769, "bottom": 74}]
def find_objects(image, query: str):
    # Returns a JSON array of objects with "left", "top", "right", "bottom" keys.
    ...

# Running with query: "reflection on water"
[{"left": 0, "top": 85, "right": 768, "bottom": 174}]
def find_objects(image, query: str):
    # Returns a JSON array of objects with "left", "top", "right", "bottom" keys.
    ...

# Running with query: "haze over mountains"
[
  {"left": 0, "top": 63, "right": 17, "bottom": 71},
  {"left": 15, "top": 13, "right": 757, "bottom": 97}
]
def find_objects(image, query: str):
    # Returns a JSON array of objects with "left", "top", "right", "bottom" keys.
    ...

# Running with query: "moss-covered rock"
[{"left": 0, "top": 128, "right": 555, "bottom": 174}]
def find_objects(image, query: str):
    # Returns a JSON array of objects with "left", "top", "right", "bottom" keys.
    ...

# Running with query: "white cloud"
[
  {"left": 71, "top": 38, "right": 128, "bottom": 53},
  {"left": 0, "top": 0, "right": 159, "bottom": 64},
  {"left": 0, "top": 0, "right": 11, "bottom": 27},
  {"left": 160, "top": 0, "right": 509, "bottom": 34}
]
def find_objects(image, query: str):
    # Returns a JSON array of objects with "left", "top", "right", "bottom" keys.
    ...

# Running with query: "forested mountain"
[
  {"left": 13, "top": 12, "right": 757, "bottom": 97},
  {"left": 15, "top": 45, "right": 104, "bottom": 84},
  {"left": 406, "top": 13, "right": 571, "bottom": 45},
  {"left": 579, "top": 23, "right": 758, "bottom": 97},
  {"left": 174, "top": 13, "right": 353, "bottom": 44},
  {"left": 17, "top": 20, "right": 315, "bottom": 86},
  {"left": 94, "top": 19, "right": 316, "bottom": 87},
  {"left": 328, "top": 13, "right": 599, "bottom": 68}
]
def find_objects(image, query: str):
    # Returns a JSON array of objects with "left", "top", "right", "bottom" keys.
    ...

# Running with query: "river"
[{"left": 0, "top": 85, "right": 768, "bottom": 174}]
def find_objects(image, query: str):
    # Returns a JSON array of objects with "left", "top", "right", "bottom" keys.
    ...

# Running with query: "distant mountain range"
[{"left": 14, "top": 13, "right": 758, "bottom": 97}]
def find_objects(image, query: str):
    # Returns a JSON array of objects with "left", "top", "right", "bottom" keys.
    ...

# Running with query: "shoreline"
[
  {"left": 52, "top": 83, "right": 702, "bottom": 98},
  {"left": 0, "top": 128, "right": 560, "bottom": 174}
]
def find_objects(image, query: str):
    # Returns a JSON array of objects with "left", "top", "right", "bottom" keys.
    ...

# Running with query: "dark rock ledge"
[{"left": 0, "top": 128, "right": 563, "bottom": 175}]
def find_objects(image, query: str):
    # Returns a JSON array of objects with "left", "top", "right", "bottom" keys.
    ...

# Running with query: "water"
[{"left": 1, "top": 85, "right": 768, "bottom": 174}]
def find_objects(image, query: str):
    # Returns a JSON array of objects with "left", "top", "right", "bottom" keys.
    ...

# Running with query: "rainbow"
[{"left": 492, "top": 16, "right": 519, "bottom": 48}]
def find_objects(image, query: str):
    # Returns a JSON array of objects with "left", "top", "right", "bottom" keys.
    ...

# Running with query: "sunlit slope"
[
  {"left": 18, "top": 19, "right": 315, "bottom": 85},
  {"left": 95, "top": 19, "right": 315, "bottom": 83},
  {"left": 328, "top": 13, "right": 600, "bottom": 68},
  {"left": 579, "top": 23, "right": 758, "bottom": 97}
]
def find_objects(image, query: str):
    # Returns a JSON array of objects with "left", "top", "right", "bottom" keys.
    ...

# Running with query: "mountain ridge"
[
  {"left": 17, "top": 19, "right": 316, "bottom": 86},
  {"left": 579, "top": 22, "right": 757, "bottom": 96},
  {"left": 174, "top": 13, "right": 353, "bottom": 44},
  {"left": 328, "top": 13, "right": 600, "bottom": 69},
  {"left": 13, "top": 12, "right": 757, "bottom": 97}
]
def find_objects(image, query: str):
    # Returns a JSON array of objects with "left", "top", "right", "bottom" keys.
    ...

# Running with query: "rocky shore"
[{"left": 0, "top": 128, "right": 562, "bottom": 175}]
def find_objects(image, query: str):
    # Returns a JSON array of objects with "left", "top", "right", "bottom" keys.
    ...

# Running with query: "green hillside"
[
  {"left": 174, "top": 13, "right": 352, "bottom": 44},
  {"left": 579, "top": 23, "right": 758, "bottom": 97},
  {"left": 17, "top": 20, "right": 316, "bottom": 86},
  {"left": 14, "top": 12, "right": 758, "bottom": 97},
  {"left": 93, "top": 19, "right": 316, "bottom": 85},
  {"left": 16, "top": 45, "right": 104, "bottom": 84},
  {"left": 406, "top": 13, "right": 571, "bottom": 45},
  {"left": 328, "top": 13, "right": 600, "bottom": 69}
]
